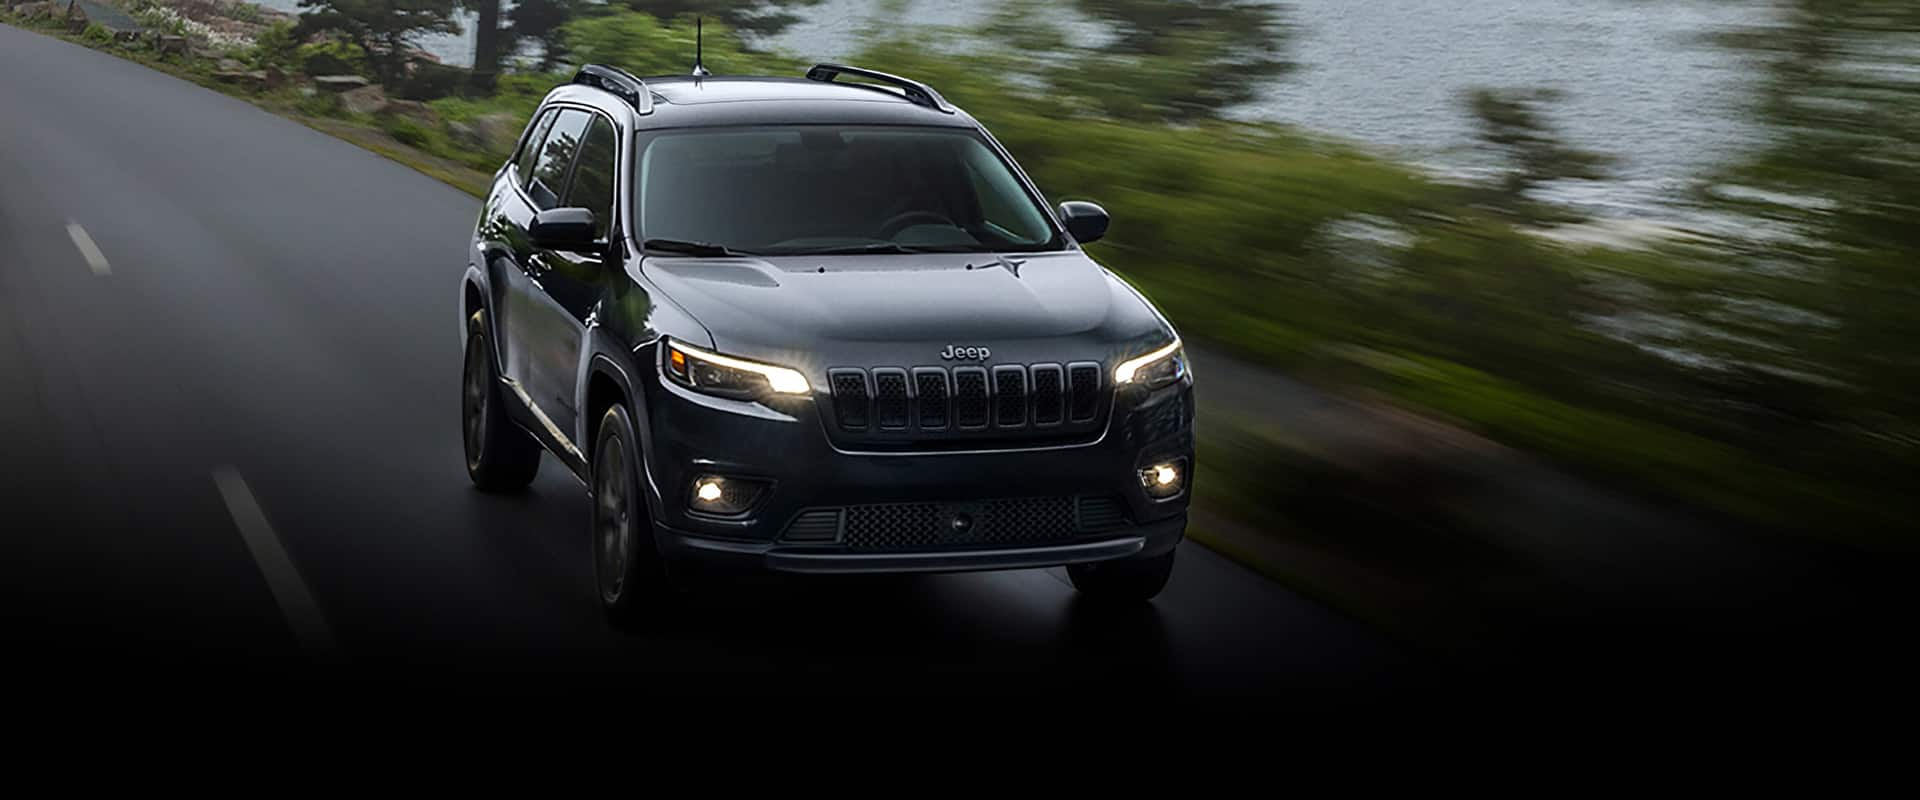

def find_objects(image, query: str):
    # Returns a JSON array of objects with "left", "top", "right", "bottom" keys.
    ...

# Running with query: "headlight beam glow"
[
  {"left": 1114, "top": 337, "right": 1183, "bottom": 385},
  {"left": 668, "top": 340, "right": 812, "bottom": 395}
]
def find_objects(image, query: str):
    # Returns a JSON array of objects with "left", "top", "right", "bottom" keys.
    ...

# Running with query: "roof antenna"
[{"left": 692, "top": 17, "right": 712, "bottom": 78}]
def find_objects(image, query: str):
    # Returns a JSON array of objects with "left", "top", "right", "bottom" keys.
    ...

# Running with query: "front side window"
[
  {"left": 636, "top": 126, "right": 1060, "bottom": 255},
  {"left": 513, "top": 109, "right": 556, "bottom": 188},
  {"left": 528, "top": 109, "right": 591, "bottom": 211},
  {"left": 564, "top": 116, "right": 619, "bottom": 239}
]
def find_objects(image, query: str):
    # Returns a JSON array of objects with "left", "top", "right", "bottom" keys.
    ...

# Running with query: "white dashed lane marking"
[
  {"left": 212, "top": 467, "right": 338, "bottom": 659},
  {"left": 65, "top": 222, "right": 110, "bottom": 275}
]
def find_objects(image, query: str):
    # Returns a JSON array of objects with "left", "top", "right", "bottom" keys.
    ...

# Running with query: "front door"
[
  {"left": 503, "top": 108, "right": 594, "bottom": 449},
  {"left": 526, "top": 112, "right": 620, "bottom": 444}
]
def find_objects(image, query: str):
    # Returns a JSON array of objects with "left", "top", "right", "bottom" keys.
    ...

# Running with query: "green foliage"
[
  {"left": 1061, "top": 0, "right": 1293, "bottom": 122},
  {"left": 562, "top": 9, "right": 796, "bottom": 77},
  {"left": 1463, "top": 88, "right": 1613, "bottom": 221},
  {"left": 296, "top": 38, "right": 370, "bottom": 77},
  {"left": 508, "top": 0, "right": 577, "bottom": 71},
  {"left": 248, "top": 21, "right": 301, "bottom": 71},
  {"left": 294, "top": 89, "right": 342, "bottom": 116},
  {"left": 380, "top": 114, "right": 432, "bottom": 147},
  {"left": 428, "top": 70, "right": 559, "bottom": 133},
  {"left": 397, "top": 59, "right": 467, "bottom": 99},
  {"left": 620, "top": 0, "right": 824, "bottom": 37},
  {"left": 81, "top": 23, "right": 113, "bottom": 44},
  {"left": 295, "top": 0, "right": 461, "bottom": 86}
]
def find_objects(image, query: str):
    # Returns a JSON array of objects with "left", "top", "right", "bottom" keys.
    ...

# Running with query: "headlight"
[
  {"left": 664, "top": 339, "right": 811, "bottom": 398},
  {"left": 1113, "top": 337, "right": 1186, "bottom": 388}
]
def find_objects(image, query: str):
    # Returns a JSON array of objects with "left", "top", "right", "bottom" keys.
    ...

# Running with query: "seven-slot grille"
[{"left": 827, "top": 361, "right": 1103, "bottom": 436}]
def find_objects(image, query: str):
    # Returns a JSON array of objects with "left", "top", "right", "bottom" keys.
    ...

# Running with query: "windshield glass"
[{"left": 636, "top": 126, "right": 1061, "bottom": 255}]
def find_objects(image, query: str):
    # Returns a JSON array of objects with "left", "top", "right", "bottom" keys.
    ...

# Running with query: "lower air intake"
[{"left": 841, "top": 496, "right": 1084, "bottom": 551}]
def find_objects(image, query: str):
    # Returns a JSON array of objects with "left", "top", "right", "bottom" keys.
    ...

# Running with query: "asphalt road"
[{"left": 0, "top": 25, "right": 1409, "bottom": 695}]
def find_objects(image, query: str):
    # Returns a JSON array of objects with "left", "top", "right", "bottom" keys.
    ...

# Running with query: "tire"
[
  {"left": 1066, "top": 549, "right": 1176, "bottom": 603},
  {"left": 591, "top": 403, "right": 671, "bottom": 628},
  {"left": 463, "top": 310, "right": 541, "bottom": 491}
]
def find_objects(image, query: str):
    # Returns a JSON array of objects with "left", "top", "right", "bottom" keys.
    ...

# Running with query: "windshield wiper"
[{"left": 643, "top": 238, "right": 753, "bottom": 257}]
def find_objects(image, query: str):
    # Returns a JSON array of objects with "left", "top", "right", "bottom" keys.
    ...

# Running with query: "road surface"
[{"left": 0, "top": 24, "right": 1407, "bottom": 694}]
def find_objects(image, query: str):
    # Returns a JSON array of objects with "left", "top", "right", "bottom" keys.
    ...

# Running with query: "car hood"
[{"left": 643, "top": 250, "right": 1171, "bottom": 368}]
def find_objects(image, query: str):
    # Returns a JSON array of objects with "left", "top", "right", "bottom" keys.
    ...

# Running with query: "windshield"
[{"left": 636, "top": 126, "right": 1062, "bottom": 255}]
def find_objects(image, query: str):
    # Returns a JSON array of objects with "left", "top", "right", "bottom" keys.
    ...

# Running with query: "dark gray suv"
[{"left": 459, "top": 63, "right": 1194, "bottom": 624}]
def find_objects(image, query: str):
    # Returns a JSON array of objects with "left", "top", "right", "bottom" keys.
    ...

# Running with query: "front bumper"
[
  {"left": 636, "top": 351, "right": 1195, "bottom": 574},
  {"left": 662, "top": 514, "right": 1185, "bottom": 575}
]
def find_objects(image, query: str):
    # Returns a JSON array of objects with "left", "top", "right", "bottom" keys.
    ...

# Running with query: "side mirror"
[
  {"left": 529, "top": 207, "right": 602, "bottom": 254},
  {"left": 1057, "top": 200, "right": 1110, "bottom": 245}
]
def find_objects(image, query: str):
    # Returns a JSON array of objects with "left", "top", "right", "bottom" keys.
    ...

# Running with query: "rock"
[
  {"left": 339, "top": 84, "right": 389, "bottom": 116},
  {"left": 212, "top": 70, "right": 272, "bottom": 91},
  {"left": 13, "top": 1, "right": 52, "bottom": 19},
  {"left": 382, "top": 99, "right": 440, "bottom": 128},
  {"left": 313, "top": 75, "right": 372, "bottom": 93},
  {"left": 448, "top": 120, "right": 481, "bottom": 150},
  {"left": 153, "top": 35, "right": 188, "bottom": 57},
  {"left": 470, "top": 112, "right": 525, "bottom": 155},
  {"left": 218, "top": 58, "right": 245, "bottom": 72}
]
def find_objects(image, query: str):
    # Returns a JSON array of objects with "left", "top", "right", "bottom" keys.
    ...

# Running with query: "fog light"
[
  {"left": 687, "top": 474, "right": 767, "bottom": 516},
  {"left": 1138, "top": 459, "right": 1186, "bottom": 499}
]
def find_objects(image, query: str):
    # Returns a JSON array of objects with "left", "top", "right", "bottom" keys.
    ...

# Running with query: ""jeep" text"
[{"left": 940, "top": 344, "right": 990, "bottom": 361}]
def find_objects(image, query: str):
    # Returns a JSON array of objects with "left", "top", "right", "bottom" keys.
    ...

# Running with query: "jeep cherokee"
[{"left": 460, "top": 63, "right": 1194, "bottom": 623}]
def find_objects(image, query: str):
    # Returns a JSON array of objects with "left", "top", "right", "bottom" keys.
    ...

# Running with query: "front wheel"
[
  {"left": 1067, "top": 549, "right": 1176, "bottom": 603},
  {"left": 463, "top": 310, "right": 541, "bottom": 491},
  {"left": 592, "top": 404, "right": 671, "bottom": 628}
]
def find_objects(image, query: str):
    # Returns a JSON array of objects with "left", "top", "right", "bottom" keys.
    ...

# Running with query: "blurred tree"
[
  {"left": 247, "top": 20, "right": 302, "bottom": 71},
  {"left": 1703, "top": 0, "right": 1920, "bottom": 450},
  {"left": 622, "top": 0, "right": 823, "bottom": 37},
  {"left": 509, "top": 0, "right": 579, "bottom": 72},
  {"left": 1464, "top": 88, "right": 1612, "bottom": 222},
  {"left": 564, "top": 9, "right": 794, "bottom": 75},
  {"left": 297, "top": 0, "right": 461, "bottom": 87},
  {"left": 1062, "top": 0, "right": 1292, "bottom": 122},
  {"left": 468, "top": 0, "right": 504, "bottom": 91}
]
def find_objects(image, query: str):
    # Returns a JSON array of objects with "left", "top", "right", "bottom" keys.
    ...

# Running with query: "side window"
[
  {"left": 513, "top": 110, "right": 555, "bottom": 188},
  {"left": 528, "top": 109, "right": 592, "bottom": 211},
  {"left": 562, "top": 116, "right": 618, "bottom": 238}
]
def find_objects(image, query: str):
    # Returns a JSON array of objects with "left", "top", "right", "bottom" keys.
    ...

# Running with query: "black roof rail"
[
  {"left": 572, "top": 64, "right": 654, "bottom": 115},
  {"left": 804, "top": 63, "right": 954, "bottom": 114}
]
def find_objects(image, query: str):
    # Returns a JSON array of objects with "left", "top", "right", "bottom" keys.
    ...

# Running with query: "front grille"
[
  {"left": 826, "top": 361, "right": 1106, "bottom": 447},
  {"left": 993, "top": 366, "right": 1026, "bottom": 427},
  {"left": 1031, "top": 364, "right": 1063, "bottom": 425},
  {"left": 914, "top": 369, "right": 949, "bottom": 429},
  {"left": 953, "top": 367, "right": 988, "bottom": 429},
  {"left": 873, "top": 369, "right": 909, "bottom": 429},
  {"left": 830, "top": 370, "right": 869, "bottom": 429},
  {"left": 840, "top": 495, "right": 1102, "bottom": 551},
  {"left": 1068, "top": 363, "right": 1101, "bottom": 422}
]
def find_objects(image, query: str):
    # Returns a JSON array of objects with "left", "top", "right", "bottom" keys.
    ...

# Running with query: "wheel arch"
[{"left": 583, "top": 351, "right": 665, "bottom": 521}]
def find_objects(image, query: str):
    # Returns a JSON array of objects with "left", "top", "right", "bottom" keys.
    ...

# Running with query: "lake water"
[{"left": 256, "top": 0, "right": 1777, "bottom": 215}]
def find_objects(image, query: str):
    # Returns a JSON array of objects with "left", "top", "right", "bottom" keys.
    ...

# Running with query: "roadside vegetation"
[{"left": 5, "top": 0, "right": 1914, "bottom": 563}]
